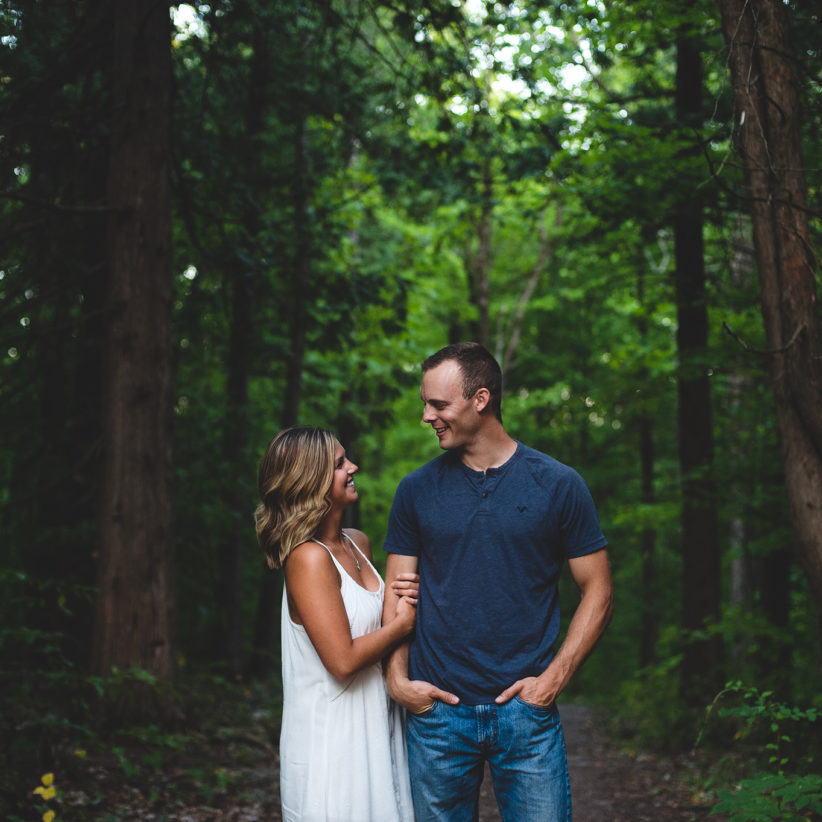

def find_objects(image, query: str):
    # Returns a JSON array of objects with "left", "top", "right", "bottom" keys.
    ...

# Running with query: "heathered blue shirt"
[{"left": 383, "top": 442, "right": 607, "bottom": 704}]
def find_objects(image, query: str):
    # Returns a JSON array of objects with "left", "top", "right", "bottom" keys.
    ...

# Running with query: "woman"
[{"left": 255, "top": 426, "right": 416, "bottom": 822}]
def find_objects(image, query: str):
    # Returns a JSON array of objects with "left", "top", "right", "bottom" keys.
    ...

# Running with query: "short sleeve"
[
  {"left": 558, "top": 469, "right": 608, "bottom": 558},
  {"left": 382, "top": 475, "right": 421, "bottom": 557}
]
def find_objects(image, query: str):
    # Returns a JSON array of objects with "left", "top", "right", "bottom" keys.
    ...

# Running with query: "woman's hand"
[
  {"left": 394, "top": 593, "right": 417, "bottom": 635},
  {"left": 390, "top": 572, "right": 419, "bottom": 604}
]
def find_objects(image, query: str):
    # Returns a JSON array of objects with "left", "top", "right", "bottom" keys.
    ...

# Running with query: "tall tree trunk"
[
  {"left": 496, "top": 206, "right": 561, "bottom": 380},
  {"left": 215, "top": 27, "right": 269, "bottom": 676},
  {"left": 636, "top": 260, "right": 658, "bottom": 668},
  {"left": 249, "top": 102, "right": 312, "bottom": 677},
  {"left": 217, "top": 266, "right": 251, "bottom": 675},
  {"left": 91, "top": 0, "right": 177, "bottom": 722},
  {"left": 466, "top": 160, "right": 493, "bottom": 348},
  {"left": 674, "top": 21, "right": 723, "bottom": 705},
  {"left": 281, "top": 111, "right": 311, "bottom": 430},
  {"left": 717, "top": 0, "right": 822, "bottom": 653}
]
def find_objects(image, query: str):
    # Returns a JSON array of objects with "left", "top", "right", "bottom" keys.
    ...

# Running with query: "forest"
[{"left": 1, "top": 0, "right": 821, "bottom": 819}]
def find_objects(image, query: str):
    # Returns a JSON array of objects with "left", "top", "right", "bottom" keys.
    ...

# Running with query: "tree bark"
[
  {"left": 250, "top": 80, "right": 312, "bottom": 678},
  {"left": 466, "top": 160, "right": 494, "bottom": 348},
  {"left": 636, "top": 259, "right": 658, "bottom": 668},
  {"left": 674, "top": 20, "right": 723, "bottom": 705},
  {"left": 92, "top": 0, "right": 177, "bottom": 722},
  {"left": 281, "top": 110, "right": 311, "bottom": 431},
  {"left": 216, "top": 266, "right": 251, "bottom": 676},
  {"left": 215, "top": 26, "right": 269, "bottom": 676},
  {"left": 717, "top": 0, "right": 822, "bottom": 652}
]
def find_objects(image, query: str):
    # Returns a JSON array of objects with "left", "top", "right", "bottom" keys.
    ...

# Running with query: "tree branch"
[
  {"left": 722, "top": 320, "right": 805, "bottom": 354},
  {"left": 1, "top": 190, "right": 127, "bottom": 215}
]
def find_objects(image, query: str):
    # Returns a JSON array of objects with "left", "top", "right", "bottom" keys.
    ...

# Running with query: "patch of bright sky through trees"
[
  {"left": 169, "top": 1, "right": 599, "bottom": 287},
  {"left": 172, "top": 2, "right": 594, "bottom": 127},
  {"left": 456, "top": 0, "right": 591, "bottom": 122}
]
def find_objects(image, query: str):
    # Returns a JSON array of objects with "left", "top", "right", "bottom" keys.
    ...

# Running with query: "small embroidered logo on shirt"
[{"left": 517, "top": 505, "right": 527, "bottom": 513}]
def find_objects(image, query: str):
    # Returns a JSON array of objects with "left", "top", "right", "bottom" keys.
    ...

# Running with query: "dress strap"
[
  {"left": 311, "top": 538, "right": 333, "bottom": 555},
  {"left": 310, "top": 537, "right": 358, "bottom": 575},
  {"left": 342, "top": 531, "right": 370, "bottom": 568}
]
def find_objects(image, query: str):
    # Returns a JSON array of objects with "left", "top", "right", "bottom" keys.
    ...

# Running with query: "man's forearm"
[
  {"left": 494, "top": 552, "right": 614, "bottom": 707},
  {"left": 384, "top": 638, "right": 411, "bottom": 692},
  {"left": 541, "top": 573, "right": 614, "bottom": 695}
]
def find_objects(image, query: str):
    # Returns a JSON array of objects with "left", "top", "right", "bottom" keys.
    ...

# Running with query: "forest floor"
[{"left": 26, "top": 696, "right": 723, "bottom": 821}]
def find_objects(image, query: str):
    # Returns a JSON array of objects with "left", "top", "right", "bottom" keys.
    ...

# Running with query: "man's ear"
[{"left": 474, "top": 387, "right": 491, "bottom": 413}]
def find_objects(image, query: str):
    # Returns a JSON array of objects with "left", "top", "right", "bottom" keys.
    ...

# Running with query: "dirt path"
[
  {"left": 477, "top": 703, "right": 717, "bottom": 821},
  {"left": 62, "top": 702, "right": 719, "bottom": 820}
]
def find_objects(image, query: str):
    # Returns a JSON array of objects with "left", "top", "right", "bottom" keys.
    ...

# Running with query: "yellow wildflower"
[
  {"left": 43, "top": 811, "right": 55, "bottom": 822},
  {"left": 33, "top": 785, "right": 56, "bottom": 799},
  {"left": 41, "top": 773, "right": 54, "bottom": 786}
]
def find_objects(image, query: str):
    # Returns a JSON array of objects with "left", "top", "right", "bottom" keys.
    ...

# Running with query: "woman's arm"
[{"left": 285, "top": 541, "right": 417, "bottom": 683}]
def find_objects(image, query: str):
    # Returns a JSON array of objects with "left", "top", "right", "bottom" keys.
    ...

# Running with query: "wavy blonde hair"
[{"left": 255, "top": 426, "right": 337, "bottom": 569}]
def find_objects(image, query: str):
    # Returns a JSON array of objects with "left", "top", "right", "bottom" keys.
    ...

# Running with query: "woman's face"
[{"left": 328, "top": 440, "right": 358, "bottom": 507}]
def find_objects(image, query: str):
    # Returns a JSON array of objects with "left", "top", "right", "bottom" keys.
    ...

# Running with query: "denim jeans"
[{"left": 406, "top": 698, "right": 572, "bottom": 822}]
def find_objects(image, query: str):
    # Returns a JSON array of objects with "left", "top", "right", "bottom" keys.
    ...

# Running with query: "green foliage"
[
  {"left": 711, "top": 772, "right": 822, "bottom": 821},
  {"left": 695, "top": 683, "right": 822, "bottom": 821},
  {"left": 602, "top": 628, "right": 694, "bottom": 750},
  {"left": 185, "top": 766, "right": 237, "bottom": 801},
  {"left": 700, "top": 682, "right": 820, "bottom": 771}
]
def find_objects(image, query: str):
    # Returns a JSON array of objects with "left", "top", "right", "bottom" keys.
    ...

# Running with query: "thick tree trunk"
[
  {"left": 717, "top": 0, "right": 822, "bottom": 652},
  {"left": 92, "top": 0, "right": 177, "bottom": 721},
  {"left": 674, "top": 23, "right": 723, "bottom": 705}
]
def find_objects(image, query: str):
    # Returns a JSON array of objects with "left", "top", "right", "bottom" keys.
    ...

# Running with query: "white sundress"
[{"left": 279, "top": 534, "right": 414, "bottom": 822}]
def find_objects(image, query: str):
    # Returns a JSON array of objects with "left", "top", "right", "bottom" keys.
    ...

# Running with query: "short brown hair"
[{"left": 422, "top": 342, "right": 503, "bottom": 422}]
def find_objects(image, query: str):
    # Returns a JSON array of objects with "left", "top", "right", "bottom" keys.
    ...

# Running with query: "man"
[{"left": 382, "top": 342, "right": 614, "bottom": 822}]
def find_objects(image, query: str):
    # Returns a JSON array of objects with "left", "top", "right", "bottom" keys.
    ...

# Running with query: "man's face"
[{"left": 420, "top": 360, "right": 480, "bottom": 451}]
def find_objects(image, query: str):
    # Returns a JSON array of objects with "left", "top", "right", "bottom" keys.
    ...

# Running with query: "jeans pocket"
[
  {"left": 410, "top": 699, "right": 438, "bottom": 717},
  {"left": 513, "top": 695, "right": 556, "bottom": 713}
]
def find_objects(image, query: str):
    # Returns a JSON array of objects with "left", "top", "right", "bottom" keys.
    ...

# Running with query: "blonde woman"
[{"left": 256, "top": 426, "right": 417, "bottom": 822}]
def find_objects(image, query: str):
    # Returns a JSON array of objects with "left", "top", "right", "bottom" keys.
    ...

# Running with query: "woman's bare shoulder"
[{"left": 285, "top": 540, "right": 337, "bottom": 579}]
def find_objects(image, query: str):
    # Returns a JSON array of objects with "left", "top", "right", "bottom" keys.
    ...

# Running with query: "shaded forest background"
[{"left": 2, "top": 0, "right": 821, "bottom": 819}]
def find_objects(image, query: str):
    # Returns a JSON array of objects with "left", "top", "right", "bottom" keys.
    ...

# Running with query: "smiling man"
[{"left": 382, "top": 342, "right": 614, "bottom": 822}]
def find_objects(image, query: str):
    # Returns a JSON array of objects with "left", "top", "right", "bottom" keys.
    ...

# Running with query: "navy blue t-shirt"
[{"left": 383, "top": 442, "right": 607, "bottom": 704}]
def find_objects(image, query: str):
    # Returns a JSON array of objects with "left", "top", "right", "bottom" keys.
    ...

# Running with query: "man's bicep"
[{"left": 567, "top": 549, "right": 612, "bottom": 594}]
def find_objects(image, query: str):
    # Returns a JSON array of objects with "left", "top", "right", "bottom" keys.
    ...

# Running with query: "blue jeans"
[{"left": 406, "top": 698, "right": 572, "bottom": 822}]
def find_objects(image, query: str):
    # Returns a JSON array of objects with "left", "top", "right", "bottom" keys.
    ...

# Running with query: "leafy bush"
[
  {"left": 700, "top": 682, "right": 822, "bottom": 821},
  {"left": 711, "top": 772, "right": 822, "bottom": 821}
]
